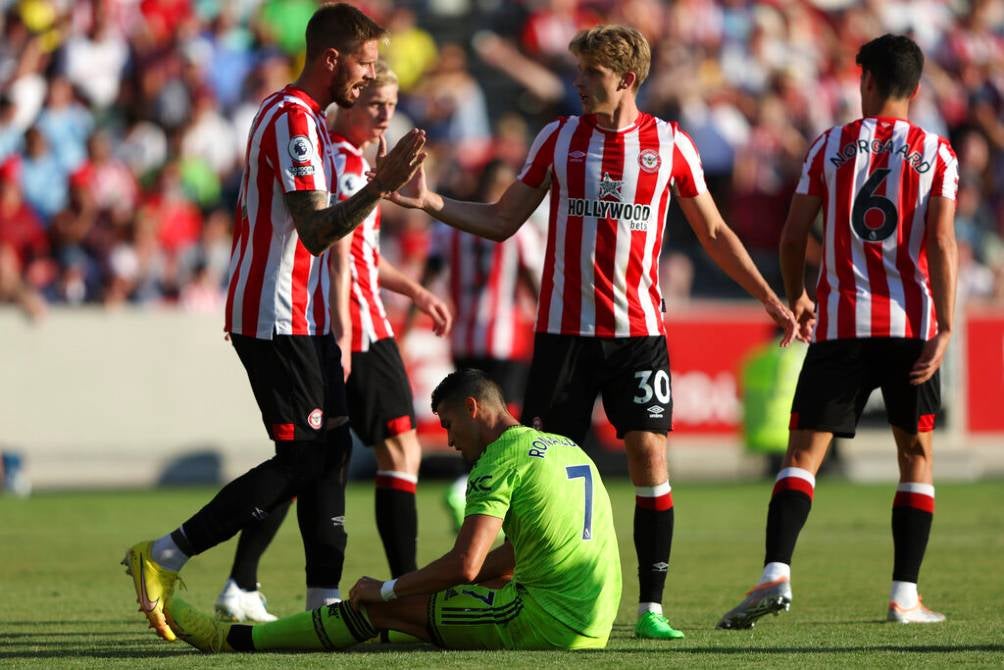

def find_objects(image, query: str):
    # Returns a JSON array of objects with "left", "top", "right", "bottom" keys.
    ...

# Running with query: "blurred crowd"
[{"left": 1, "top": 0, "right": 1003, "bottom": 323}]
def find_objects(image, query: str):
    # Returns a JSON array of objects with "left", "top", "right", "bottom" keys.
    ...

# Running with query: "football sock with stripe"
[
  {"left": 235, "top": 602, "right": 377, "bottom": 651},
  {"left": 634, "top": 482, "right": 674, "bottom": 606},
  {"left": 230, "top": 498, "right": 291, "bottom": 591},
  {"left": 375, "top": 471, "right": 418, "bottom": 577},
  {"left": 764, "top": 467, "right": 815, "bottom": 566},
  {"left": 891, "top": 482, "right": 934, "bottom": 589}
]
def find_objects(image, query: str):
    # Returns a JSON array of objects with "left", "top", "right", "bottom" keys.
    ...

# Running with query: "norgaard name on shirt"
[
  {"left": 829, "top": 140, "right": 932, "bottom": 173},
  {"left": 528, "top": 435, "right": 577, "bottom": 459},
  {"left": 567, "top": 198, "right": 652, "bottom": 228}
]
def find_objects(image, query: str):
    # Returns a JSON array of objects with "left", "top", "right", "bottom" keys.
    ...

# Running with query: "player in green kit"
[{"left": 163, "top": 369, "right": 622, "bottom": 652}]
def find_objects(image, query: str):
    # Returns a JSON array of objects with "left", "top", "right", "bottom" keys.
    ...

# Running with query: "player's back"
[
  {"left": 798, "top": 117, "right": 958, "bottom": 342},
  {"left": 465, "top": 426, "right": 621, "bottom": 642}
]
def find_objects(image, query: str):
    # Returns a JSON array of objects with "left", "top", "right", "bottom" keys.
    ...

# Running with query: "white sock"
[
  {"left": 890, "top": 580, "right": 918, "bottom": 608},
  {"left": 151, "top": 533, "right": 188, "bottom": 572},
  {"left": 759, "top": 562, "right": 791, "bottom": 585},
  {"left": 306, "top": 587, "right": 341, "bottom": 609},
  {"left": 638, "top": 602, "right": 663, "bottom": 616}
]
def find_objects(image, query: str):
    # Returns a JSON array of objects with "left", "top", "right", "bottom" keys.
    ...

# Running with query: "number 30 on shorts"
[{"left": 633, "top": 370, "right": 671, "bottom": 404}]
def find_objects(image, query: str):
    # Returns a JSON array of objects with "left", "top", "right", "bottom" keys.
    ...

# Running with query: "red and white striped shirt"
[
  {"left": 225, "top": 85, "right": 334, "bottom": 338},
  {"left": 797, "top": 116, "right": 959, "bottom": 342},
  {"left": 429, "top": 222, "right": 543, "bottom": 360},
  {"left": 330, "top": 133, "right": 394, "bottom": 352},
  {"left": 518, "top": 113, "right": 706, "bottom": 337}
]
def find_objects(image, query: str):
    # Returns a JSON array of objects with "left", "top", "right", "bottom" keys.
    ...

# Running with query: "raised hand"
[
  {"left": 385, "top": 163, "right": 431, "bottom": 210},
  {"left": 371, "top": 129, "right": 427, "bottom": 196}
]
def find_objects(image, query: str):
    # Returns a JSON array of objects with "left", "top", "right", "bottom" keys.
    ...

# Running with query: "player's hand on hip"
[
  {"left": 763, "top": 297, "right": 799, "bottom": 347},
  {"left": 910, "top": 331, "right": 950, "bottom": 385},
  {"left": 349, "top": 577, "right": 383, "bottom": 607},
  {"left": 415, "top": 288, "right": 453, "bottom": 336},
  {"left": 372, "top": 129, "right": 427, "bottom": 195}
]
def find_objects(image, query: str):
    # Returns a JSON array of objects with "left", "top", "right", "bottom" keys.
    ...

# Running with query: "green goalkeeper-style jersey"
[{"left": 464, "top": 425, "right": 622, "bottom": 639}]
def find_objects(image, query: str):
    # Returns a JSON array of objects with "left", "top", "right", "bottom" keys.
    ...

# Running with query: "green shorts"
[{"left": 426, "top": 582, "right": 608, "bottom": 650}]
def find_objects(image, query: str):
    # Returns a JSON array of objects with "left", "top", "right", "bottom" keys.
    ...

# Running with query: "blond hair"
[
  {"left": 372, "top": 61, "right": 399, "bottom": 88},
  {"left": 569, "top": 24, "right": 651, "bottom": 89}
]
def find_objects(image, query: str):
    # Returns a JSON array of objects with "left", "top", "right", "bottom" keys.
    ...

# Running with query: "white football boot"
[{"left": 214, "top": 578, "right": 278, "bottom": 622}]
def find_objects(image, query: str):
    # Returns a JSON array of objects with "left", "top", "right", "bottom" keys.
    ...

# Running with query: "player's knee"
[{"left": 273, "top": 440, "right": 332, "bottom": 484}]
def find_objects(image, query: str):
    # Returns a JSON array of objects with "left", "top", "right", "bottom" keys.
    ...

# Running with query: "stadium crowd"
[{"left": 1, "top": 0, "right": 1003, "bottom": 321}]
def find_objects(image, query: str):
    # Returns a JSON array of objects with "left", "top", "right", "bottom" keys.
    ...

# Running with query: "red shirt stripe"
[
  {"left": 226, "top": 86, "right": 334, "bottom": 338},
  {"left": 518, "top": 113, "right": 704, "bottom": 337},
  {"left": 798, "top": 118, "right": 957, "bottom": 342}
]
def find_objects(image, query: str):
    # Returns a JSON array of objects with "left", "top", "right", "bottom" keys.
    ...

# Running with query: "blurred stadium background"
[{"left": 2, "top": 0, "right": 1003, "bottom": 491}]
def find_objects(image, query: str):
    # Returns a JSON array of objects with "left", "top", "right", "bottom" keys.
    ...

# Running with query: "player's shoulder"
[{"left": 328, "top": 132, "right": 360, "bottom": 153}]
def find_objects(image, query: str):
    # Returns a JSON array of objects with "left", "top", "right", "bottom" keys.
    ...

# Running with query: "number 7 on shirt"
[{"left": 566, "top": 465, "right": 594, "bottom": 540}]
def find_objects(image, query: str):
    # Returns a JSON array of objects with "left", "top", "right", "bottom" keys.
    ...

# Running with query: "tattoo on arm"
[{"left": 285, "top": 186, "right": 380, "bottom": 255}]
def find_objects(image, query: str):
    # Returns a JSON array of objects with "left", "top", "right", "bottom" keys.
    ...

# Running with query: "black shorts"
[
  {"left": 790, "top": 338, "right": 940, "bottom": 438},
  {"left": 521, "top": 334, "right": 672, "bottom": 444},
  {"left": 231, "top": 333, "right": 348, "bottom": 443},
  {"left": 346, "top": 337, "right": 416, "bottom": 446},
  {"left": 452, "top": 356, "right": 530, "bottom": 408}
]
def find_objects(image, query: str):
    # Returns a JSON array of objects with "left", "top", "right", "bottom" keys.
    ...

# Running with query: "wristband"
[{"left": 380, "top": 579, "right": 398, "bottom": 602}]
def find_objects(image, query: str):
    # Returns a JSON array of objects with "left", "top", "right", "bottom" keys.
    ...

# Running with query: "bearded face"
[{"left": 330, "top": 40, "right": 378, "bottom": 109}]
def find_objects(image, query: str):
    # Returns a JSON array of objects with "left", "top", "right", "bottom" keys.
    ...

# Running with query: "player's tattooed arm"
[
  {"left": 285, "top": 187, "right": 381, "bottom": 256},
  {"left": 287, "top": 129, "right": 428, "bottom": 255}
]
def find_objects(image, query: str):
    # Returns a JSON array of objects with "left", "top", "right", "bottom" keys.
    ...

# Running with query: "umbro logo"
[
  {"left": 569, "top": 150, "right": 586, "bottom": 161},
  {"left": 652, "top": 562, "right": 669, "bottom": 572},
  {"left": 331, "top": 515, "right": 345, "bottom": 527},
  {"left": 647, "top": 405, "right": 665, "bottom": 418}
]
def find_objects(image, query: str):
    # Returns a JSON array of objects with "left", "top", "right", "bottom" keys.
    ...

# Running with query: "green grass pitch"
[{"left": 1, "top": 479, "right": 1002, "bottom": 668}]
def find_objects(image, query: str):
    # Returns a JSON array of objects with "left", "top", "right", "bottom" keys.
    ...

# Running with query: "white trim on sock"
[
  {"left": 890, "top": 580, "right": 918, "bottom": 608},
  {"left": 305, "top": 587, "right": 341, "bottom": 610},
  {"left": 638, "top": 602, "right": 663, "bottom": 616},
  {"left": 635, "top": 482, "right": 671, "bottom": 497},
  {"left": 896, "top": 482, "right": 935, "bottom": 497},
  {"left": 775, "top": 467, "right": 816, "bottom": 487},
  {"left": 759, "top": 562, "right": 791, "bottom": 585},
  {"left": 151, "top": 533, "right": 188, "bottom": 572},
  {"left": 376, "top": 470, "right": 418, "bottom": 484}
]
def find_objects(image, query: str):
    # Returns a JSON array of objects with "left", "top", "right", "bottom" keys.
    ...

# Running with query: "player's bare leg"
[
  {"left": 374, "top": 430, "right": 422, "bottom": 576},
  {"left": 719, "top": 429, "right": 832, "bottom": 629},
  {"left": 623, "top": 430, "right": 683, "bottom": 639},
  {"left": 887, "top": 427, "right": 943, "bottom": 623}
]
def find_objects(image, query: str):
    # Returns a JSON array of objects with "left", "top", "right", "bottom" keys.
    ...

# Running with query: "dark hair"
[
  {"left": 855, "top": 33, "right": 924, "bottom": 100},
  {"left": 431, "top": 369, "right": 506, "bottom": 414},
  {"left": 305, "top": 3, "right": 385, "bottom": 61}
]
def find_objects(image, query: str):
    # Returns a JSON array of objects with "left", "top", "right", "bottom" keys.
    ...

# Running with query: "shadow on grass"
[
  {"left": 0, "top": 649, "right": 188, "bottom": 659},
  {"left": 603, "top": 644, "right": 1004, "bottom": 654},
  {"left": 0, "top": 619, "right": 136, "bottom": 626},
  {"left": 0, "top": 632, "right": 149, "bottom": 639}
]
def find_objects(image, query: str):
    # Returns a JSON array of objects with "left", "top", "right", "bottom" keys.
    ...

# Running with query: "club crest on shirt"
[
  {"left": 288, "top": 135, "right": 313, "bottom": 163},
  {"left": 339, "top": 172, "right": 364, "bottom": 196},
  {"left": 598, "top": 172, "right": 623, "bottom": 201},
  {"left": 639, "top": 148, "right": 661, "bottom": 173},
  {"left": 308, "top": 408, "right": 323, "bottom": 430}
]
